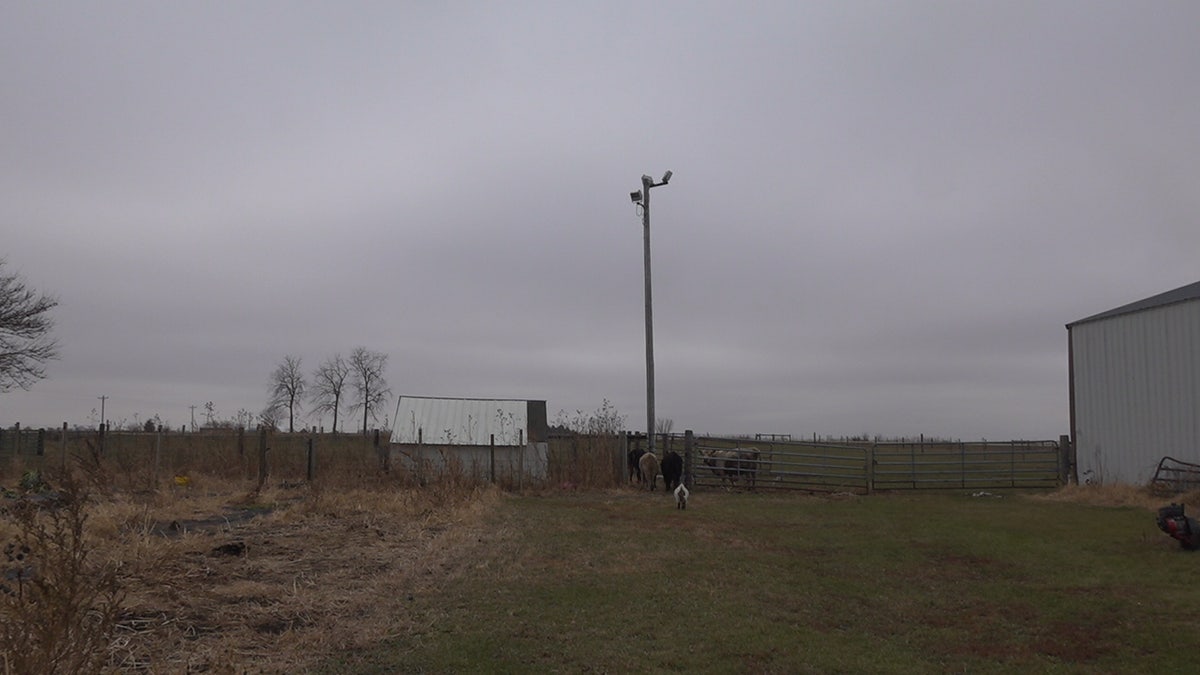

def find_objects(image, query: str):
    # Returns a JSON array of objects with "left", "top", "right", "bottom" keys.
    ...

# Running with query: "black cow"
[
  {"left": 661, "top": 451, "right": 683, "bottom": 491},
  {"left": 628, "top": 448, "right": 648, "bottom": 484}
]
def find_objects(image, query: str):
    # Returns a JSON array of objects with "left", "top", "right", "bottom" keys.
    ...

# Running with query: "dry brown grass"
[
  {"left": 1032, "top": 482, "right": 1200, "bottom": 511},
  {"left": 1, "top": 468, "right": 507, "bottom": 674}
]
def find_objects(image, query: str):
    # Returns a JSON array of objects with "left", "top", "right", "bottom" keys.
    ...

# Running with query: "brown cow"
[
  {"left": 704, "top": 449, "right": 740, "bottom": 488},
  {"left": 734, "top": 446, "right": 760, "bottom": 490},
  {"left": 704, "top": 447, "right": 760, "bottom": 490},
  {"left": 638, "top": 452, "right": 662, "bottom": 491}
]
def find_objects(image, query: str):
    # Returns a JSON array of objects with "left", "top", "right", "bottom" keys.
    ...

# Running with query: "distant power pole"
[
  {"left": 97, "top": 395, "right": 107, "bottom": 430},
  {"left": 189, "top": 405, "right": 197, "bottom": 432}
]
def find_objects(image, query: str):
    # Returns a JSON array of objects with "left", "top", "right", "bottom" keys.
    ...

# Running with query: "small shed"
[
  {"left": 390, "top": 395, "right": 549, "bottom": 481},
  {"left": 1067, "top": 281, "right": 1200, "bottom": 485}
]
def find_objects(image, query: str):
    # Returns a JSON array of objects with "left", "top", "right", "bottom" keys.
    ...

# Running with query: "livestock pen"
[{"left": 684, "top": 433, "right": 1069, "bottom": 493}]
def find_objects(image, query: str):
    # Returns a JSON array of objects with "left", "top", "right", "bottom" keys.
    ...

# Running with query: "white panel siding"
[
  {"left": 391, "top": 396, "right": 528, "bottom": 445},
  {"left": 1072, "top": 301, "right": 1200, "bottom": 484}
]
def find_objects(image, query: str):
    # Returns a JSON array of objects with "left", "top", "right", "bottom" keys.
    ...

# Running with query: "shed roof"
[
  {"left": 391, "top": 395, "right": 536, "bottom": 445},
  {"left": 1067, "top": 280, "right": 1200, "bottom": 328}
]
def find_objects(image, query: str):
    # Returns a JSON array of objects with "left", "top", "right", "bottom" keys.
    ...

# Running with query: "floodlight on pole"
[{"left": 631, "top": 170, "right": 672, "bottom": 457}]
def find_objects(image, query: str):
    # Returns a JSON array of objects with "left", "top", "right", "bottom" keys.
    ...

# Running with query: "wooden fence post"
[
  {"left": 489, "top": 434, "right": 496, "bottom": 484},
  {"left": 307, "top": 436, "right": 316, "bottom": 482},
  {"left": 684, "top": 430, "right": 694, "bottom": 489},
  {"left": 154, "top": 425, "right": 162, "bottom": 486},
  {"left": 518, "top": 429, "right": 525, "bottom": 491},
  {"left": 255, "top": 427, "right": 270, "bottom": 492},
  {"left": 374, "top": 429, "right": 388, "bottom": 472},
  {"left": 620, "top": 431, "right": 629, "bottom": 485},
  {"left": 61, "top": 422, "right": 68, "bottom": 470}
]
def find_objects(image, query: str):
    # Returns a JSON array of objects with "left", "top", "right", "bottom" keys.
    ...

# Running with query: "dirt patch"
[{"left": 145, "top": 506, "right": 269, "bottom": 537}]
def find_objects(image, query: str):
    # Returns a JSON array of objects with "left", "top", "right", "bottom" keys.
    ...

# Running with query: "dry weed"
[
  {"left": 1032, "top": 483, "right": 1183, "bottom": 510},
  {"left": 0, "top": 472, "right": 124, "bottom": 675},
  {"left": 98, "top": 479, "right": 503, "bottom": 672}
]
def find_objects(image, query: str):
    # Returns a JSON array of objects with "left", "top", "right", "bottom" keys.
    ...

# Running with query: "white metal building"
[
  {"left": 1067, "top": 281, "right": 1200, "bottom": 484},
  {"left": 390, "top": 395, "right": 550, "bottom": 480}
]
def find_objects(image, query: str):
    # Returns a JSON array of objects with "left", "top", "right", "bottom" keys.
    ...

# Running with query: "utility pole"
[
  {"left": 630, "top": 170, "right": 673, "bottom": 457},
  {"left": 97, "top": 395, "right": 107, "bottom": 430},
  {"left": 189, "top": 405, "right": 197, "bottom": 432}
]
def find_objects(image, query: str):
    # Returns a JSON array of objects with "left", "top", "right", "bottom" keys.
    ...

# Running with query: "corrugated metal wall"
[
  {"left": 1071, "top": 301, "right": 1200, "bottom": 484},
  {"left": 391, "top": 397, "right": 530, "bottom": 445}
]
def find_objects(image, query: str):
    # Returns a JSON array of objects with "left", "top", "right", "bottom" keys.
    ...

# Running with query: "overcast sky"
[{"left": 3, "top": 1, "right": 1198, "bottom": 440}]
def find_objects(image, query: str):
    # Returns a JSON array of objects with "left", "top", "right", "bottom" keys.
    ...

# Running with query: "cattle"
[
  {"left": 638, "top": 451, "right": 662, "bottom": 491},
  {"left": 704, "top": 449, "right": 741, "bottom": 488},
  {"left": 627, "top": 448, "right": 647, "bottom": 484},
  {"left": 661, "top": 451, "right": 683, "bottom": 491},
  {"left": 733, "top": 446, "right": 760, "bottom": 490},
  {"left": 674, "top": 482, "right": 689, "bottom": 509},
  {"left": 703, "top": 447, "right": 760, "bottom": 490}
]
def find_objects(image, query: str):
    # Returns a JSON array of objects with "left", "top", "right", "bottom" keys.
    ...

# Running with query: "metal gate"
[{"left": 683, "top": 434, "right": 1064, "bottom": 494}]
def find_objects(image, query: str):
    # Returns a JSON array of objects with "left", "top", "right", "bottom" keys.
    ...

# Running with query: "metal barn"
[
  {"left": 1067, "top": 281, "right": 1200, "bottom": 485},
  {"left": 390, "top": 396, "right": 549, "bottom": 480}
]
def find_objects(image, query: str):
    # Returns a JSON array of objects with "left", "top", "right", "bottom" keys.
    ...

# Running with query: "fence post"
[
  {"left": 374, "top": 429, "right": 388, "bottom": 472},
  {"left": 307, "top": 436, "right": 316, "bottom": 482},
  {"left": 154, "top": 425, "right": 162, "bottom": 486},
  {"left": 1058, "top": 434, "right": 1071, "bottom": 485},
  {"left": 1010, "top": 440, "right": 1017, "bottom": 488},
  {"left": 255, "top": 427, "right": 270, "bottom": 492},
  {"left": 865, "top": 443, "right": 874, "bottom": 495},
  {"left": 960, "top": 441, "right": 966, "bottom": 489},
  {"left": 61, "top": 422, "right": 68, "bottom": 470},
  {"left": 684, "top": 430, "right": 694, "bottom": 490},
  {"left": 489, "top": 434, "right": 496, "bottom": 484},
  {"left": 518, "top": 429, "right": 525, "bottom": 491},
  {"left": 618, "top": 431, "right": 628, "bottom": 485}
]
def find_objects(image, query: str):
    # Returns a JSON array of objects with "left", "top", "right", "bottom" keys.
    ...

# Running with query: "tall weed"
[{"left": 0, "top": 471, "right": 124, "bottom": 674}]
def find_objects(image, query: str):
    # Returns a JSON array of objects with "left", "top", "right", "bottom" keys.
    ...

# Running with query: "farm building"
[
  {"left": 390, "top": 396, "right": 549, "bottom": 481},
  {"left": 1067, "top": 280, "right": 1200, "bottom": 485}
]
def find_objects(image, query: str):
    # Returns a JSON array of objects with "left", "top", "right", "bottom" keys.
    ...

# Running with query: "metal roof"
[
  {"left": 1067, "top": 280, "right": 1200, "bottom": 328},
  {"left": 391, "top": 395, "right": 533, "bottom": 445}
]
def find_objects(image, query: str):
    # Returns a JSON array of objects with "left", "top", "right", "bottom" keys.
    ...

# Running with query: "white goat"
[{"left": 674, "top": 481, "right": 690, "bottom": 510}]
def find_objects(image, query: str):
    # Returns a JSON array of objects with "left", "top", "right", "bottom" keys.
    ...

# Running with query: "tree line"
[
  {"left": 267, "top": 348, "right": 392, "bottom": 434},
  {"left": 0, "top": 259, "right": 392, "bottom": 434}
]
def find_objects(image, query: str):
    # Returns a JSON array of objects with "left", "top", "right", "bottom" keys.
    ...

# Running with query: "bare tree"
[
  {"left": 349, "top": 347, "right": 391, "bottom": 434},
  {"left": 268, "top": 355, "right": 306, "bottom": 432},
  {"left": 310, "top": 354, "right": 350, "bottom": 433},
  {"left": 258, "top": 405, "right": 281, "bottom": 431},
  {"left": 0, "top": 259, "right": 59, "bottom": 393}
]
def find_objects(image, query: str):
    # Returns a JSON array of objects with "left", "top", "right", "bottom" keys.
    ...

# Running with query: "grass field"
[
  {"left": 319, "top": 488, "right": 1200, "bottom": 674},
  {"left": 4, "top": 475, "right": 1199, "bottom": 673}
]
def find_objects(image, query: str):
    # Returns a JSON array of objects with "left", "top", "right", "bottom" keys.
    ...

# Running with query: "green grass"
[{"left": 318, "top": 490, "right": 1200, "bottom": 673}]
